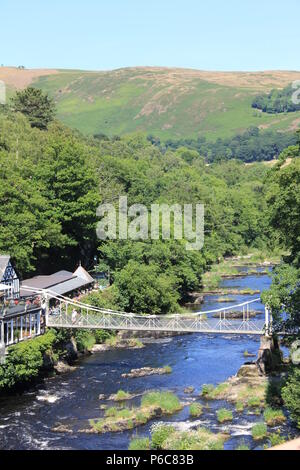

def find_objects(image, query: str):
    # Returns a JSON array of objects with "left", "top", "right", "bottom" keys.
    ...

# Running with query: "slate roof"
[
  {"left": 49, "top": 276, "right": 93, "bottom": 297},
  {"left": 20, "top": 266, "right": 94, "bottom": 298}
]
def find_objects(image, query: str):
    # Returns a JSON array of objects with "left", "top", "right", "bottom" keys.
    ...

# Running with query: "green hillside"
[{"left": 1, "top": 67, "right": 300, "bottom": 140}]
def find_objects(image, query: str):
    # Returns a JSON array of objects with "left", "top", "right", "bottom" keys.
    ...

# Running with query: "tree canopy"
[
  {"left": 149, "top": 127, "right": 297, "bottom": 163},
  {"left": 11, "top": 87, "right": 55, "bottom": 130},
  {"left": 252, "top": 84, "right": 300, "bottom": 114},
  {"left": 0, "top": 94, "right": 296, "bottom": 313}
]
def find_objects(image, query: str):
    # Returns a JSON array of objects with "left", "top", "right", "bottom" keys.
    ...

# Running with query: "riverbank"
[
  {"left": 0, "top": 329, "right": 145, "bottom": 395},
  {"left": 200, "top": 250, "right": 281, "bottom": 293}
]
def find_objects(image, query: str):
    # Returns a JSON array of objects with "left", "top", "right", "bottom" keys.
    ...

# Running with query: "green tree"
[
  {"left": 262, "top": 265, "right": 300, "bottom": 336},
  {"left": 114, "top": 260, "right": 179, "bottom": 314},
  {"left": 35, "top": 127, "right": 101, "bottom": 270},
  {"left": 281, "top": 367, "right": 300, "bottom": 429},
  {"left": 266, "top": 158, "right": 300, "bottom": 265},
  {"left": 11, "top": 87, "right": 55, "bottom": 130},
  {"left": 0, "top": 150, "right": 64, "bottom": 274}
]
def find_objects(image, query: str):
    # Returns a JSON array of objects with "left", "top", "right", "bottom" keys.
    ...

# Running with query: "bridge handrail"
[
  {"left": 192, "top": 297, "right": 261, "bottom": 315},
  {"left": 21, "top": 285, "right": 262, "bottom": 320}
]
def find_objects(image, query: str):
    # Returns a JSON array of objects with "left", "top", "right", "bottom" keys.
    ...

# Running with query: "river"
[{"left": 0, "top": 268, "right": 297, "bottom": 450}]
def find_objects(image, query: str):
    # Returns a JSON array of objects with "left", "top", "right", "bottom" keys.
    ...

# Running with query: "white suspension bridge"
[{"left": 0, "top": 285, "right": 273, "bottom": 359}]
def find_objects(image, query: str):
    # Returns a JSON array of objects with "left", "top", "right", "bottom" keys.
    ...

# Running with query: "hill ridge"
[{"left": 1, "top": 66, "right": 300, "bottom": 140}]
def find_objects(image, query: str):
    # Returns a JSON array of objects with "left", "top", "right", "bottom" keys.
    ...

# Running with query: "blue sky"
[{"left": 1, "top": 0, "right": 299, "bottom": 71}]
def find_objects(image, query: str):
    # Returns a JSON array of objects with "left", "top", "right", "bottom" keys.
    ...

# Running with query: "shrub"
[
  {"left": 141, "top": 391, "right": 182, "bottom": 414},
  {"left": 116, "top": 409, "right": 132, "bottom": 419},
  {"left": 0, "top": 330, "right": 56, "bottom": 390},
  {"left": 114, "top": 390, "right": 131, "bottom": 401},
  {"left": 129, "top": 437, "right": 150, "bottom": 450},
  {"left": 189, "top": 403, "right": 203, "bottom": 417},
  {"left": 201, "top": 384, "right": 215, "bottom": 397},
  {"left": 248, "top": 396, "right": 261, "bottom": 408},
  {"left": 94, "top": 329, "right": 112, "bottom": 344},
  {"left": 91, "top": 404, "right": 158, "bottom": 434},
  {"left": 263, "top": 407, "right": 286, "bottom": 426},
  {"left": 151, "top": 425, "right": 176, "bottom": 449},
  {"left": 267, "top": 432, "right": 286, "bottom": 448},
  {"left": 161, "top": 428, "right": 227, "bottom": 450},
  {"left": 251, "top": 423, "right": 267, "bottom": 440},
  {"left": 105, "top": 407, "right": 118, "bottom": 418},
  {"left": 135, "top": 411, "right": 149, "bottom": 425},
  {"left": 236, "top": 401, "right": 244, "bottom": 412},
  {"left": 74, "top": 330, "right": 95, "bottom": 352},
  {"left": 212, "top": 383, "right": 229, "bottom": 398},
  {"left": 105, "top": 335, "right": 119, "bottom": 347},
  {"left": 217, "top": 408, "right": 233, "bottom": 423},
  {"left": 281, "top": 367, "right": 300, "bottom": 429},
  {"left": 128, "top": 338, "right": 144, "bottom": 348},
  {"left": 201, "top": 382, "right": 229, "bottom": 399}
]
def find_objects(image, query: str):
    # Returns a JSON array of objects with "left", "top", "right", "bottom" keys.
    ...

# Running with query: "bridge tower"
[{"left": 264, "top": 305, "right": 273, "bottom": 337}]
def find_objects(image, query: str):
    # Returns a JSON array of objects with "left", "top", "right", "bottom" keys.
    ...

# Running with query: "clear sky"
[{"left": 1, "top": 0, "right": 299, "bottom": 71}]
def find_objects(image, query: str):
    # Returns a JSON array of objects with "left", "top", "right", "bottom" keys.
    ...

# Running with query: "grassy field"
[{"left": 1, "top": 66, "right": 300, "bottom": 140}]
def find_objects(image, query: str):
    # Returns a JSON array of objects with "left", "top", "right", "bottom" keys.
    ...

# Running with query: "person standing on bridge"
[{"left": 72, "top": 308, "right": 78, "bottom": 324}]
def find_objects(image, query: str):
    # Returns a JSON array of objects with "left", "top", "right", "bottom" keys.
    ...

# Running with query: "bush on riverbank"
[
  {"left": 248, "top": 396, "right": 261, "bottom": 408},
  {"left": 266, "top": 432, "right": 286, "bottom": 448},
  {"left": 251, "top": 423, "right": 267, "bottom": 440},
  {"left": 0, "top": 326, "right": 117, "bottom": 393},
  {"left": 74, "top": 330, "right": 96, "bottom": 352},
  {"left": 281, "top": 366, "right": 300, "bottom": 429},
  {"left": 160, "top": 428, "right": 228, "bottom": 450},
  {"left": 236, "top": 401, "right": 245, "bottom": 412},
  {"left": 128, "top": 437, "right": 150, "bottom": 450},
  {"left": 189, "top": 403, "right": 203, "bottom": 417},
  {"left": 141, "top": 391, "right": 182, "bottom": 414},
  {"left": 201, "top": 382, "right": 230, "bottom": 400},
  {"left": 114, "top": 390, "right": 132, "bottom": 401},
  {"left": 0, "top": 330, "right": 57, "bottom": 391},
  {"left": 200, "top": 384, "right": 215, "bottom": 397},
  {"left": 263, "top": 407, "right": 286, "bottom": 426},
  {"left": 129, "top": 425, "right": 229, "bottom": 451},
  {"left": 151, "top": 424, "right": 176, "bottom": 449},
  {"left": 217, "top": 408, "right": 233, "bottom": 423}
]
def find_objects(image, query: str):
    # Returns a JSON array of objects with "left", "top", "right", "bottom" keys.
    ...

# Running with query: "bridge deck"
[{"left": 47, "top": 312, "right": 265, "bottom": 335}]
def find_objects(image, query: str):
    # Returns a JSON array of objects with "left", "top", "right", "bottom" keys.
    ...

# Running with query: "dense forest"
[
  {"left": 1, "top": 88, "right": 300, "bottom": 427},
  {"left": 1, "top": 88, "right": 292, "bottom": 315},
  {"left": 147, "top": 127, "right": 298, "bottom": 163},
  {"left": 252, "top": 84, "right": 300, "bottom": 114}
]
